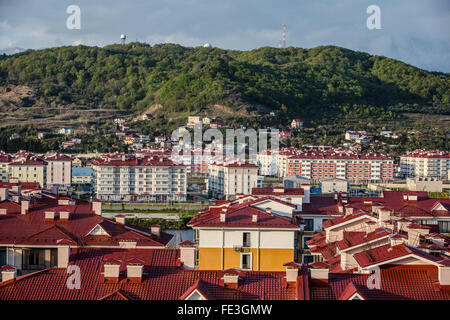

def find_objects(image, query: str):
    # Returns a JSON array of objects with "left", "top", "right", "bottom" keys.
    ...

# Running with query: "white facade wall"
[
  {"left": 198, "top": 229, "right": 295, "bottom": 249},
  {"left": 93, "top": 164, "right": 187, "bottom": 202}
]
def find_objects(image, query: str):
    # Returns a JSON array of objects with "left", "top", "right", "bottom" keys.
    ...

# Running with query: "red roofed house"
[
  {"left": 0, "top": 188, "right": 174, "bottom": 275},
  {"left": 291, "top": 118, "right": 303, "bottom": 129},
  {"left": 188, "top": 197, "right": 302, "bottom": 271},
  {"left": 304, "top": 191, "right": 450, "bottom": 299}
]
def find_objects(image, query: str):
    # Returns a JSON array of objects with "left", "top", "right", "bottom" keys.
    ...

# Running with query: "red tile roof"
[
  {"left": 310, "top": 265, "right": 450, "bottom": 300},
  {"left": 336, "top": 228, "right": 391, "bottom": 251},
  {"left": 252, "top": 187, "right": 304, "bottom": 196},
  {"left": 188, "top": 203, "right": 301, "bottom": 229},
  {"left": 0, "top": 197, "right": 172, "bottom": 248},
  {"left": 353, "top": 243, "right": 442, "bottom": 268},
  {"left": 0, "top": 248, "right": 298, "bottom": 300}
]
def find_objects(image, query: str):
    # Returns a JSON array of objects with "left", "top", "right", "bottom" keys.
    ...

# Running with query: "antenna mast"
[{"left": 282, "top": 24, "right": 286, "bottom": 49}]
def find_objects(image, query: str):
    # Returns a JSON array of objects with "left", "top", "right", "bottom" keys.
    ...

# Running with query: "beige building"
[
  {"left": 0, "top": 153, "right": 11, "bottom": 182},
  {"left": 406, "top": 177, "right": 443, "bottom": 192},
  {"left": 8, "top": 157, "right": 47, "bottom": 187},
  {"left": 208, "top": 162, "right": 259, "bottom": 199},
  {"left": 187, "top": 116, "right": 202, "bottom": 128},
  {"left": 44, "top": 152, "right": 72, "bottom": 189},
  {"left": 321, "top": 178, "right": 349, "bottom": 194}
]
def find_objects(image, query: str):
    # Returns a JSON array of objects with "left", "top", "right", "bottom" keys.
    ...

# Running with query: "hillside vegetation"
[{"left": 0, "top": 43, "right": 449, "bottom": 123}]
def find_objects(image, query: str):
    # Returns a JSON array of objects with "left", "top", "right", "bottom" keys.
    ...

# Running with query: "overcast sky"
[{"left": 0, "top": 0, "right": 449, "bottom": 72}]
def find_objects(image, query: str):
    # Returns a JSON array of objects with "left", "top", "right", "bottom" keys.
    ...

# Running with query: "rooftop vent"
[
  {"left": 221, "top": 269, "right": 240, "bottom": 288},
  {"left": 1, "top": 265, "right": 16, "bottom": 283},
  {"left": 59, "top": 210, "right": 70, "bottom": 221},
  {"left": 104, "top": 260, "right": 121, "bottom": 282},
  {"left": 45, "top": 210, "right": 55, "bottom": 221},
  {"left": 151, "top": 224, "right": 161, "bottom": 238},
  {"left": 115, "top": 215, "right": 126, "bottom": 225},
  {"left": 126, "top": 258, "right": 144, "bottom": 283}
]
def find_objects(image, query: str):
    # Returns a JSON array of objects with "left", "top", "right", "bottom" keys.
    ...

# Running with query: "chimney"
[
  {"left": 59, "top": 210, "right": 70, "bottom": 221},
  {"left": 21, "top": 199, "right": 30, "bottom": 215},
  {"left": 283, "top": 262, "right": 301, "bottom": 285},
  {"left": 45, "top": 210, "right": 55, "bottom": 221},
  {"left": 92, "top": 199, "right": 102, "bottom": 216},
  {"left": 220, "top": 209, "right": 226, "bottom": 222},
  {"left": 302, "top": 185, "right": 310, "bottom": 204},
  {"left": 221, "top": 269, "right": 240, "bottom": 288},
  {"left": 390, "top": 234, "right": 406, "bottom": 246},
  {"left": 151, "top": 224, "right": 161, "bottom": 238},
  {"left": 397, "top": 218, "right": 410, "bottom": 232},
  {"left": 310, "top": 264, "right": 329, "bottom": 283},
  {"left": 56, "top": 239, "right": 72, "bottom": 268},
  {"left": 58, "top": 199, "right": 70, "bottom": 205},
  {"left": 179, "top": 241, "right": 196, "bottom": 270},
  {"left": 115, "top": 215, "right": 126, "bottom": 225},
  {"left": 252, "top": 213, "right": 258, "bottom": 223},
  {"left": 1, "top": 265, "right": 17, "bottom": 283},
  {"left": 11, "top": 184, "right": 21, "bottom": 197},
  {"left": 126, "top": 259, "right": 144, "bottom": 283},
  {"left": 104, "top": 260, "right": 121, "bottom": 282},
  {"left": 118, "top": 240, "right": 137, "bottom": 248},
  {"left": 407, "top": 224, "right": 431, "bottom": 247},
  {"left": 378, "top": 209, "right": 391, "bottom": 226},
  {"left": 0, "top": 187, "right": 8, "bottom": 201}
]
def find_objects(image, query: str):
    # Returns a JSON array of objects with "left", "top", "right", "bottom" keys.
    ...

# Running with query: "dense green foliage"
[
  {"left": 126, "top": 217, "right": 192, "bottom": 230},
  {"left": 0, "top": 43, "right": 448, "bottom": 120}
]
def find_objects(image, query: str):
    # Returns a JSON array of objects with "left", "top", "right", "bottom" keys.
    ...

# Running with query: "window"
[
  {"left": 302, "top": 254, "right": 314, "bottom": 264},
  {"left": 438, "top": 221, "right": 450, "bottom": 233},
  {"left": 243, "top": 232, "right": 251, "bottom": 247},
  {"left": 241, "top": 253, "right": 252, "bottom": 270},
  {"left": 304, "top": 219, "right": 314, "bottom": 231},
  {"left": 303, "top": 236, "right": 312, "bottom": 248}
]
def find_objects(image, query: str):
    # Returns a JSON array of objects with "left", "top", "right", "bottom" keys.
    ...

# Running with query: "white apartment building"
[
  {"left": 91, "top": 154, "right": 187, "bottom": 202},
  {"left": 276, "top": 148, "right": 299, "bottom": 178},
  {"left": 256, "top": 150, "right": 279, "bottom": 176},
  {"left": 400, "top": 150, "right": 450, "bottom": 180},
  {"left": 208, "top": 162, "right": 259, "bottom": 199}
]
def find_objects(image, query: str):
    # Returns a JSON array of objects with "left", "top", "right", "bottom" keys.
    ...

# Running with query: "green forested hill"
[{"left": 0, "top": 43, "right": 448, "bottom": 122}]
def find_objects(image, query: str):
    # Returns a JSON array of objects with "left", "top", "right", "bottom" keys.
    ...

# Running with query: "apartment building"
[
  {"left": 188, "top": 198, "right": 302, "bottom": 271},
  {"left": 8, "top": 156, "right": 47, "bottom": 187},
  {"left": 400, "top": 150, "right": 450, "bottom": 180},
  {"left": 44, "top": 152, "right": 72, "bottom": 189},
  {"left": 286, "top": 148, "right": 394, "bottom": 182},
  {"left": 0, "top": 152, "right": 11, "bottom": 182},
  {"left": 276, "top": 148, "right": 299, "bottom": 178},
  {"left": 207, "top": 161, "right": 259, "bottom": 200},
  {"left": 91, "top": 153, "right": 187, "bottom": 202},
  {"left": 71, "top": 167, "right": 94, "bottom": 184},
  {"left": 256, "top": 149, "right": 279, "bottom": 176}
]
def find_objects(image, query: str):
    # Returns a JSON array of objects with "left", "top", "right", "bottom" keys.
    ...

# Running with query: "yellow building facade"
[
  {"left": 9, "top": 162, "right": 47, "bottom": 187},
  {"left": 194, "top": 228, "right": 298, "bottom": 272}
]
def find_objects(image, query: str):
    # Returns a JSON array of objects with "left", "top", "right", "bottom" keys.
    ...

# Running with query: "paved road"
[{"left": 101, "top": 212, "right": 181, "bottom": 220}]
